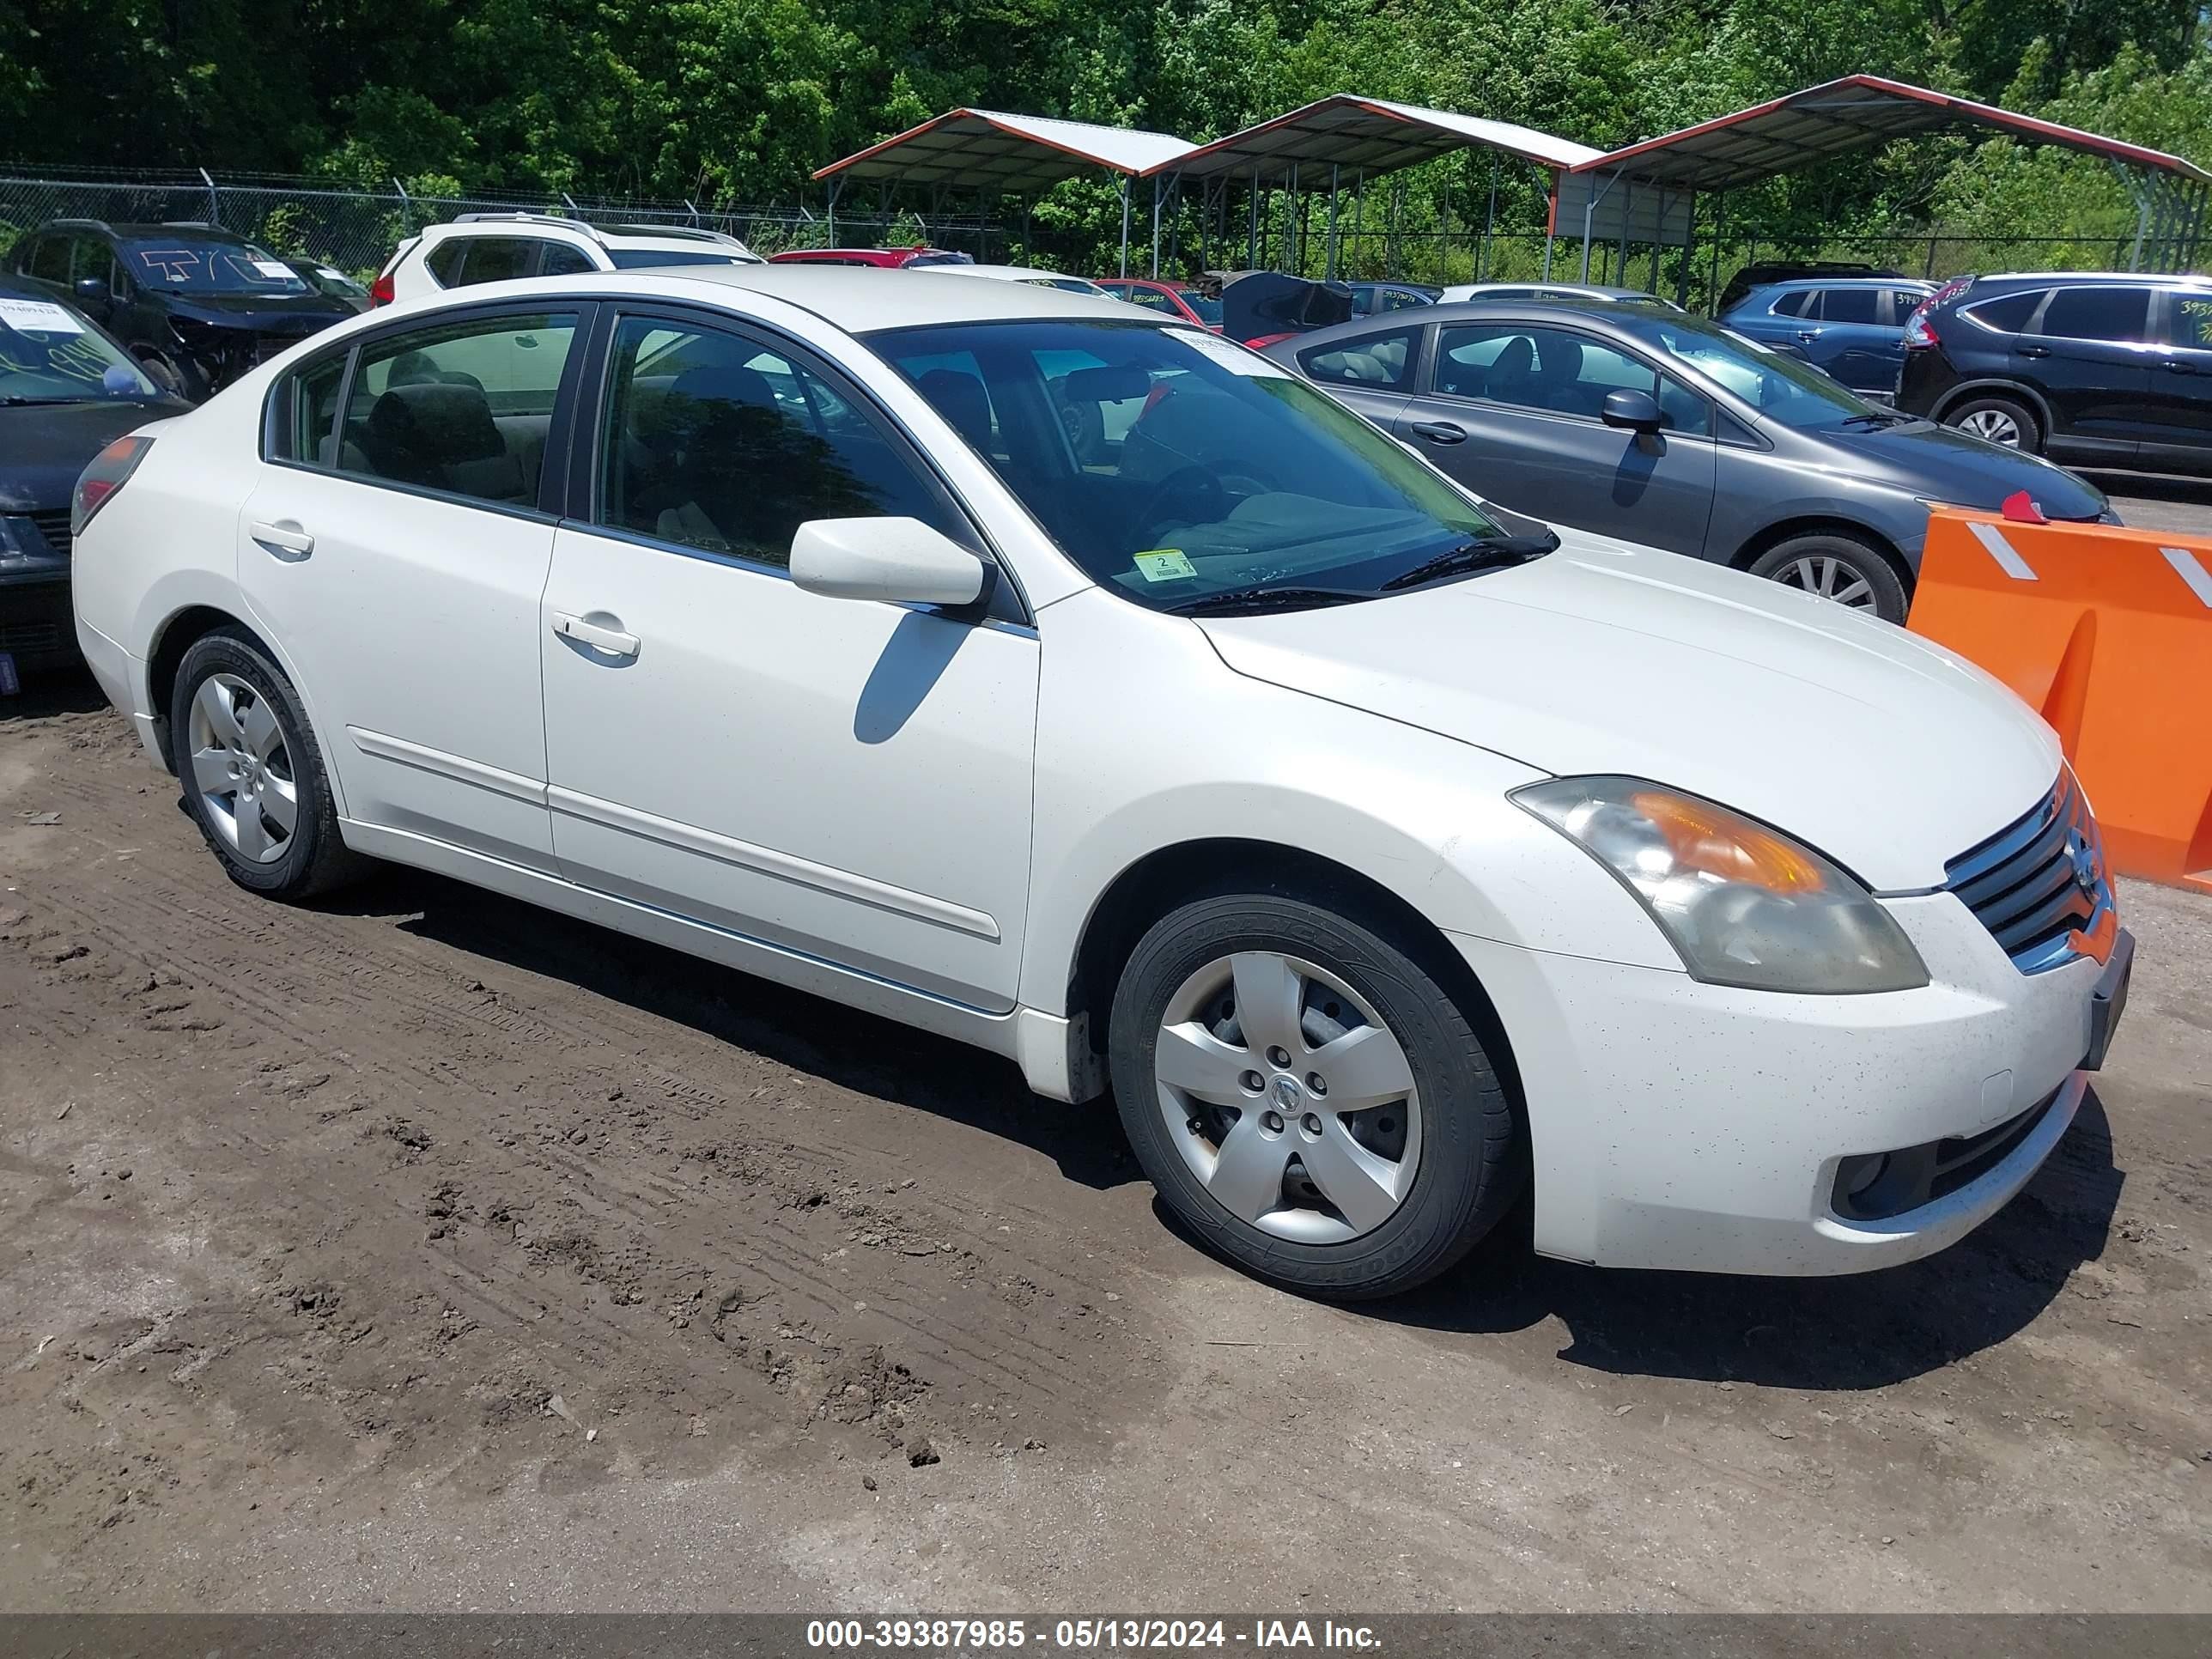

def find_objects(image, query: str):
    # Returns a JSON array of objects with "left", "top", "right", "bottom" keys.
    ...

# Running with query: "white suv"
[{"left": 371, "top": 214, "right": 758, "bottom": 304}]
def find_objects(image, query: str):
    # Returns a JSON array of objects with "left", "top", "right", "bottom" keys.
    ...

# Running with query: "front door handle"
[
  {"left": 553, "top": 611, "right": 641, "bottom": 659},
  {"left": 249, "top": 520, "right": 314, "bottom": 561},
  {"left": 1795, "top": 329, "right": 1823, "bottom": 342},
  {"left": 2162, "top": 360, "right": 2198, "bottom": 374},
  {"left": 1408, "top": 419, "right": 1467, "bottom": 445},
  {"left": 2019, "top": 344, "right": 2051, "bottom": 358}
]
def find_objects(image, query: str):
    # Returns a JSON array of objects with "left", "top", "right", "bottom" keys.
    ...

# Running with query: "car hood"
[
  {"left": 0, "top": 398, "right": 187, "bottom": 514},
  {"left": 164, "top": 292, "right": 355, "bottom": 331},
  {"left": 1195, "top": 532, "right": 2059, "bottom": 891},
  {"left": 1810, "top": 418, "right": 2106, "bottom": 520}
]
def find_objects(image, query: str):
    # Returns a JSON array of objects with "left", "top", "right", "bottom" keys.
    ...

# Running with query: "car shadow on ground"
[
  {"left": 1373, "top": 1088, "right": 2123, "bottom": 1390},
  {"left": 321, "top": 865, "right": 1144, "bottom": 1194},
  {"left": 2080, "top": 469, "right": 2212, "bottom": 507},
  {"left": 324, "top": 864, "right": 2121, "bottom": 1391},
  {"left": 0, "top": 672, "right": 106, "bottom": 722}
]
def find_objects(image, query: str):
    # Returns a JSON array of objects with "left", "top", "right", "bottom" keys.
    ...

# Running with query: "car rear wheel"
[
  {"left": 1747, "top": 532, "right": 1910, "bottom": 624},
  {"left": 171, "top": 629, "right": 368, "bottom": 900},
  {"left": 1943, "top": 394, "right": 2040, "bottom": 453},
  {"left": 1109, "top": 889, "right": 1522, "bottom": 1300}
]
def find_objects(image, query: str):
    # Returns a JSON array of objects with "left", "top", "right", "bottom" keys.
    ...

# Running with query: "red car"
[
  {"left": 768, "top": 247, "right": 974, "bottom": 268},
  {"left": 1093, "top": 276, "right": 1223, "bottom": 331}
]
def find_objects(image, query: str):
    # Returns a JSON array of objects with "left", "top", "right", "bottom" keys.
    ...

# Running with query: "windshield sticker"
[
  {"left": 134, "top": 247, "right": 205, "bottom": 283},
  {"left": 1166, "top": 327, "right": 1291, "bottom": 379},
  {"left": 250, "top": 259, "right": 295, "bottom": 280},
  {"left": 1133, "top": 549, "right": 1198, "bottom": 582},
  {"left": 0, "top": 297, "right": 85, "bottom": 335},
  {"left": 315, "top": 266, "right": 346, "bottom": 281}
]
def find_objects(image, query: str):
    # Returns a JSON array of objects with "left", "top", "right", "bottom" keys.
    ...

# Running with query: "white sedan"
[{"left": 69, "top": 266, "right": 2130, "bottom": 1298}]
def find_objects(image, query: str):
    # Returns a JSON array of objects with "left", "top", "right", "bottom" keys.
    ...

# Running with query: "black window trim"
[
  {"left": 564, "top": 299, "right": 1032, "bottom": 628},
  {"left": 1421, "top": 318, "right": 1717, "bottom": 440},
  {"left": 257, "top": 296, "right": 597, "bottom": 526}
]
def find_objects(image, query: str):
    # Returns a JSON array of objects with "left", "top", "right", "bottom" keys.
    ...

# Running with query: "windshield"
[
  {"left": 1180, "top": 290, "right": 1224, "bottom": 325},
  {"left": 1623, "top": 310, "right": 1875, "bottom": 427},
  {"left": 296, "top": 263, "right": 368, "bottom": 298},
  {"left": 868, "top": 319, "right": 1513, "bottom": 611},
  {"left": 121, "top": 237, "right": 309, "bottom": 294},
  {"left": 0, "top": 295, "right": 158, "bottom": 402},
  {"left": 1024, "top": 276, "right": 1109, "bottom": 295}
]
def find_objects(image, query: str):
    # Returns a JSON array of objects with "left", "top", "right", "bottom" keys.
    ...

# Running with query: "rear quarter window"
[{"left": 1961, "top": 290, "right": 2041, "bottom": 334}]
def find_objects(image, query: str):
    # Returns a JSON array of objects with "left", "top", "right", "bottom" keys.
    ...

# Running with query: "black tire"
[
  {"left": 1108, "top": 887, "right": 1522, "bottom": 1301},
  {"left": 1941, "top": 392, "right": 2041, "bottom": 454},
  {"left": 169, "top": 628, "right": 368, "bottom": 900},
  {"left": 1747, "top": 532, "right": 1911, "bottom": 624},
  {"left": 131, "top": 347, "right": 192, "bottom": 401}
]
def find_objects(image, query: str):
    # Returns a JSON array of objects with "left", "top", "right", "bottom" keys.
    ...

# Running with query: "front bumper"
[
  {"left": 1, "top": 570, "right": 81, "bottom": 674},
  {"left": 1453, "top": 891, "right": 2127, "bottom": 1276}
]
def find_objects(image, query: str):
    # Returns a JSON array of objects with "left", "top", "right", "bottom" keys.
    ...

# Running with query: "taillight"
[
  {"left": 1903, "top": 306, "right": 1938, "bottom": 349},
  {"left": 369, "top": 269, "right": 396, "bottom": 306},
  {"left": 73, "top": 434, "right": 155, "bottom": 538}
]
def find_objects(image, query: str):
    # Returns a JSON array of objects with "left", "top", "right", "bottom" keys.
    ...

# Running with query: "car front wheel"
[
  {"left": 1109, "top": 889, "right": 1522, "bottom": 1300},
  {"left": 1747, "top": 532, "right": 1911, "bottom": 624},
  {"left": 170, "top": 628, "right": 367, "bottom": 900},
  {"left": 1943, "top": 394, "right": 2041, "bottom": 453}
]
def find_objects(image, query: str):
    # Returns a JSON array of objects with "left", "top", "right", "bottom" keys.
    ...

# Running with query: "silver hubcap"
[
  {"left": 187, "top": 672, "right": 297, "bottom": 865},
  {"left": 1153, "top": 951, "right": 1421, "bottom": 1244},
  {"left": 1957, "top": 407, "right": 2022, "bottom": 447},
  {"left": 1775, "top": 554, "right": 1877, "bottom": 609}
]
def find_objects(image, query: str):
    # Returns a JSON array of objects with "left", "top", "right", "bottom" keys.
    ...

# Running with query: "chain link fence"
[{"left": 0, "top": 167, "right": 1002, "bottom": 276}]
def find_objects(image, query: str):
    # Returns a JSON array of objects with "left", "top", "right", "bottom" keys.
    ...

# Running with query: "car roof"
[
  {"left": 1284, "top": 295, "right": 1670, "bottom": 351},
  {"left": 1972, "top": 270, "right": 2212, "bottom": 287},
  {"left": 945, "top": 264, "right": 1097, "bottom": 283},
  {"left": 1761, "top": 275, "right": 1933, "bottom": 289},
  {"left": 423, "top": 264, "right": 1143, "bottom": 333},
  {"left": 0, "top": 274, "right": 77, "bottom": 303}
]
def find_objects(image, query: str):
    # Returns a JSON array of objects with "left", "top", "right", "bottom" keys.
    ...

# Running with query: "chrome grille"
[
  {"left": 27, "top": 508, "right": 70, "bottom": 558},
  {"left": 1944, "top": 771, "right": 2111, "bottom": 974}
]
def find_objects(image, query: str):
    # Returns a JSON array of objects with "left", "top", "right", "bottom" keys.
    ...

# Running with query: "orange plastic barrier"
[{"left": 1910, "top": 507, "right": 2212, "bottom": 895}]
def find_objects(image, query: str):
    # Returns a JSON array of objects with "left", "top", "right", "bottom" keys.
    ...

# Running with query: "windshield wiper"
[
  {"left": 0, "top": 394, "right": 83, "bottom": 407},
  {"left": 1837, "top": 410, "right": 1909, "bottom": 429},
  {"left": 1379, "top": 532, "right": 1558, "bottom": 592},
  {"left": 1164, "top": 585, "right": 1376, "bottom": 617}
]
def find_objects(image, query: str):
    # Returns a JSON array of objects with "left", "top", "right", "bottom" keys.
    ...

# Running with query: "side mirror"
[
  {"left": 73, "top": 276, "right": 111, "bottom": 310},
  {"left": 791, "top": 516, "right": 988, "bottom": 609},
  {"left": 1601, "top": 387, "right": 1664, "bottom": 434}
]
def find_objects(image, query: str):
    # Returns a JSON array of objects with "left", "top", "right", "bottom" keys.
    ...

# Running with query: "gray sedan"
[{"left": 1264, "top": 299, "right": 2109, "bottom": 622}]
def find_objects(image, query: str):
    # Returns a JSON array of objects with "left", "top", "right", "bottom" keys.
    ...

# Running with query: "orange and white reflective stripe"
[
  {"left": 2159, "top": 546, "right": 2212, "bottom": 609},
  {"left": 1966, "top": 520, "right": 2037, "bottom": 580}
]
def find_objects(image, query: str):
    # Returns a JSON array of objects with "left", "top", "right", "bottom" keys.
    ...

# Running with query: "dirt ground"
[{"left": 0, "top": 679, "right": 2207, "bottom": 1615}]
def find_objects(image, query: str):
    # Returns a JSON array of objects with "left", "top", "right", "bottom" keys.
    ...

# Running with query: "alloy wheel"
[
  {"left": 187, "top": 672, "right": 298, "bottom": 865},
  {"left": 1775, "top": 554, "right": 1878, "bottom": 609},
  {"left": 1956, "top": 407, "right": 2022, "bottom": 447},
  {"left": 1152, "top": 951, "right": 1421, "bottom": 1243}
]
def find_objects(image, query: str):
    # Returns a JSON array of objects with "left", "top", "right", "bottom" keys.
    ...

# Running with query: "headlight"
[{"left": 1512, "top": 776, "right": 1929, "bottom": 994}]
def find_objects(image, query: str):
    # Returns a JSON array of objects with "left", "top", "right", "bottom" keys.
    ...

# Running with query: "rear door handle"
[
  {"left": 1795, "top": 329, "right": 1823, "bottom": 341},
  {"left": 2162, "top": 360, "right": 2198, "bottom": 374},
  {"left": 249, "top": 520, "right": 314, "bottom": 560},
  {"left": 553, "top": 611, "right": 641, "bottom": 659},
  {"left": 2019, "top": 344, "right": 2051, "bottom": 358},
  {"left": 1408, "top": 420, "right": 1467, "bottom": 445}
]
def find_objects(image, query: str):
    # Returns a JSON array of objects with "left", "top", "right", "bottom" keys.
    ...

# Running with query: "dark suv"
[
  {"left": 9, "top": 219, "right": 355, "bottom": 402},
  {"left": 1896, "top": 271, "right": 2212, "bottom": 476}
]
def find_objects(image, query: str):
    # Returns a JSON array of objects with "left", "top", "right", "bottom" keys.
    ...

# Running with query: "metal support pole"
[
  {"left": 1617, "top": 179, "right": 1632, "bottom": 286},
  {"left": 2115, "top": 162, "right": 2152, "bottom": 271},
  {"left": 1578, "top": 168, "right": 1623, "bottom": 283},
  {"left": 200, "top": 167, "right": 219, "bottom": 227},
  {"left": 1709, "top": 194, "right": 1724, "bottom": 315},
  {"left": 1675, "top": 192, "right": 1694, "bottom": 307},
  {"left": 1119, "top": 176, "right": 1132, "bottom": 276},
  {"left": 1285, "top": 163, "right": 1298, "bottom": 274},
  {"left": 1325, "top": 164, "right": 1341, "bottom": 281},
  {"left": 824, "top": 176, "right": 841, "bottom": 245},
  {"left": 1249, "top": 166, "right": 1261, "bottom": 270},
  {"left": 1480, "top": 153, "right": 1498, "bottom": 282},
  {"left": 1389, "top": 179, "right": 1403, "bottom": 279},
  {"left": 1150, "top": 175, "right": 1163, "bottom": 277}
]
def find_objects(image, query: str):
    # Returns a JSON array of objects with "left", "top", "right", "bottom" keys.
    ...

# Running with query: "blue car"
[{"left": 1720, "top": 276, "right": 1936, "bottom": 398}]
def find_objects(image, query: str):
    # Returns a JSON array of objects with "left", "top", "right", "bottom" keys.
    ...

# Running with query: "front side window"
[
  {"left": 1301, "top": 327, "right": 1417, "bottom": 390},
  {"left": 337, "top": 311, "right": 577, "bottom": 505},
  {"left": 596, "top": 315, "right": 958, "bottom": 568},
  {"left": 871, "top": 319, "right": 1517, "bottom": 612},
  {"left": 1635, "top": 313, "right": 1874, "bottom": 428},
  {"left": 1432, "top": 323, "right": 1710, "bottom": 434},
  {"left": 121, "top": 236, "right": 307, "bottom": 294},
  {"left": 1117, "top": 286, "right": 1179, "bottom": 315},
  {"left": 1886, "top": 289, "right": 1928, "bottom": 322},
  {"left": 26, "top": 237, "right": 72, "bottom": 283},
  {"left": 2038, "top": 286, "right": 2152, "bottom": 343},
  {"left": 2163, "top": 292, "right": 2212, "bottom": 349}
]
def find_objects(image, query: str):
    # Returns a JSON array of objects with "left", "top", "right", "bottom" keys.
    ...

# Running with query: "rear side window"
[
  {"left": 607, "top": 247, "right": 742, "bottom": 269},
  {"left": 423, "top": 240, "right": 468, "bottom": 286},
  {"left": 278, "top": 354, "right": 349, "bottom": 465},
  {"left": 1962, "top": 290, "right": 2040, "bottom": 334},
  {"left": 1302, "top": 327, "right": 1417, "bottom": 390},
  {"left": 1770, "top": 290, "right": 1813, "bottom": 318},
  {"left": 2037, "top": 286, "right": 2151, "bottom": 343},
  {"left": 333, "top": 312, "right": 578, "bottom": 506},
  {"left": 1886, "top": 289, "right": 1927, "bottom": 322},
  {"left": 452, "top": 238, "right": 538, "bottom": 286},
  {"left": 1818, "top": 288, "right": 1880, "bottom": 325}
]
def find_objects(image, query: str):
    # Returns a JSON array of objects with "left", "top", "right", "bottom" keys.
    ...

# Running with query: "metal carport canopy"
[
  {"left": 1569, "top": 75, "right": 2212, "bottom": 191},
  {"left": 813, "top": 108, "right": 1196, "bottom": 192},
  {"left": 1154, "top": 94, "right": 1604, "bottom": 182}
]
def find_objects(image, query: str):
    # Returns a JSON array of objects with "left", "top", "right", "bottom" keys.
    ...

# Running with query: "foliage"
[{"left": 3, "top": 1, "right": 2207, "bottom": 278}]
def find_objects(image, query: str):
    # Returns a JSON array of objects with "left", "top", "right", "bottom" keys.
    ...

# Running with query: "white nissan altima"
[{"left": 70, "top": 266, "right": 2132, "bottom": 1299}]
